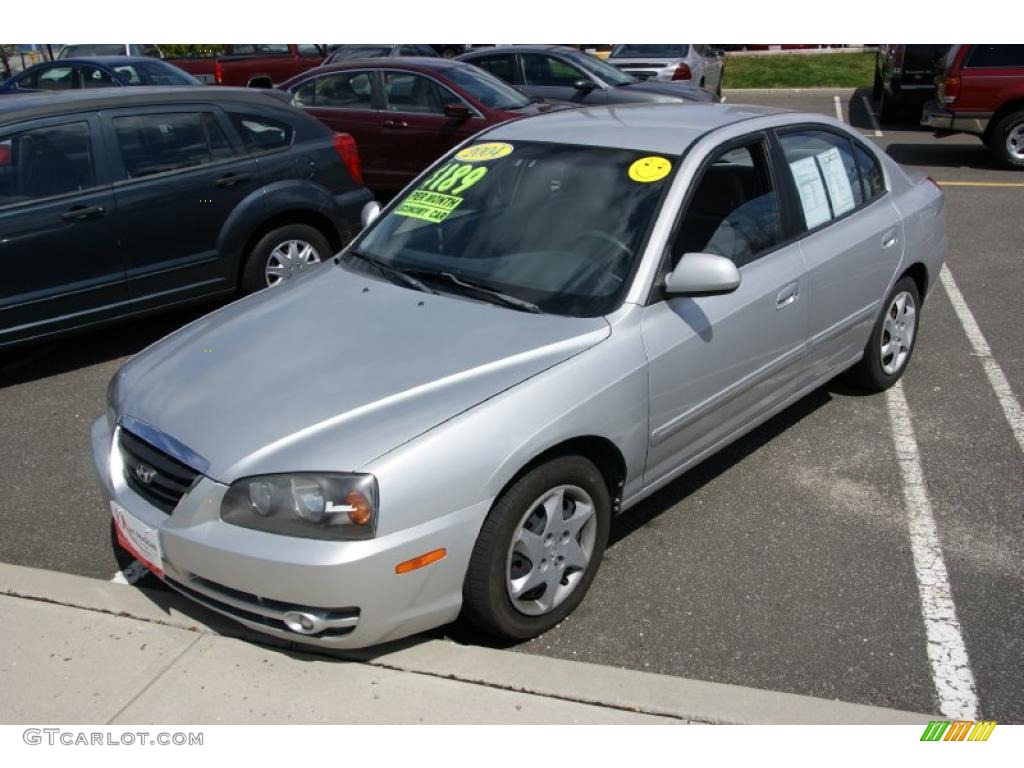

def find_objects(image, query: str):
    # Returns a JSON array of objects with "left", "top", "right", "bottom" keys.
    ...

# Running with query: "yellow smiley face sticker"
[{"left": 628, "top": 156, "right": 673, "bottom": 183}]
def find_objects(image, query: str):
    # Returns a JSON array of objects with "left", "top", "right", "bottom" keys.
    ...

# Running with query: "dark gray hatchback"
[{"left": 0, "top": 86, "right": 372, "bottom": 348}]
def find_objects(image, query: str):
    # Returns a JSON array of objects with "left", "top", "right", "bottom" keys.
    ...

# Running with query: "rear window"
[
  {"left": 114, "top": 113, "right": 234, "bottom": 178},
  {"left": 229, "top": 113, "right": 294, "bottom": 153},
  {"left": 0, "top": 122, "right": 95, "bottom": 206},
  {"left": 902, "top": 45, "right": 951, "bottom": 71},
  {"left": 965, "top": 44, "right": 1024, "bottom": 69}
]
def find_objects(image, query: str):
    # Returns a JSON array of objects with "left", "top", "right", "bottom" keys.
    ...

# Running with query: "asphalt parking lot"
[{"left": 1, "top": 87, "right": 1021, "bottom": 722}]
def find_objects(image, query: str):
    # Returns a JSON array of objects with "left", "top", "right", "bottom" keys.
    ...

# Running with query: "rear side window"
[
  {"left": 965, "top": 44, "right": 1024, "bottom": 68},
  {"left": 80, "top": 65, "right": 116, "bottom": 89},
  {"left": 292, "top": 71, "right": 373, "bottom": 109},
  {"left": 114, "top": 113, "right": 234, "bottom": 178},
  {"left": 522, "top": 54, "right": 585, "bottom": 87},
  {"left": 0, "top": 122, "right": 95, "bottom": 206},
  {"left": 229, "top": 113, "right": 294, "bottom": 153},
  {"left": 779, "top": 130, "right": 867, "bottom": 230},
  {"left": 296, "top": 44, "right": 322, "bottom": 58},
  {"left": 673, "top": 139, "right": 782, "bottom": 268},
  {"left": 472, "top": 54, "right": 518, "bottom": 84}
]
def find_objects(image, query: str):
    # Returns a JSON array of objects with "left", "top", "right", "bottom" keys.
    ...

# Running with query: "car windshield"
[
  {"left": 112, "top": 60, "right": 201, "bottom": 86},
  {"left": 352, "top": 141, "right": 676, "bottom": 317},
  {"left": 59, "top": 44, "right": 126, "bottom": 58},
  {"left": 443, "top": 66, "right": 532, "bottom": 110},
  {"left": 562, "top": 50, "right": 635, "bottom": 87},
  {"left": 611, "top": 44, "right": 690, "bottom": 59},
  {"left": 330, "top": 46, "right": 392, "bottom": 61}
]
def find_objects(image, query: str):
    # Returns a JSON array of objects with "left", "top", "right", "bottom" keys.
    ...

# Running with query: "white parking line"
[
  {"left": 860, "top": 95, "right": 884, "bottom": 137},
  {"left": 887, "top": 381, "right": 979, "bottom": 720},
  {"left": 941, "top": 265, "right": 1024, "bottom": 454},
  {"left": 110, "top": 560, "right": 149, "bottom": 585},
  {"left": 832, "top": 94, "right": 844, "bottom": 122}
]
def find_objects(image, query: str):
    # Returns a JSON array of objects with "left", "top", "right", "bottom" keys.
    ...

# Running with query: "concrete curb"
[{"left": 0, "top": 563, "right": 935, "bottom": 724}]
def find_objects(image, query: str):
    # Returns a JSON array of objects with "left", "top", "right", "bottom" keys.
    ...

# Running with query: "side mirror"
[
  {"left": 360, "top": 201, "right": 381, "bottom": 229},
  {"left": 443, "top": 102, "right": 471, "bottom": 120},
  {"left": 573, "top": 78, "right": 596, "bottom": 92},
  {"left": 664, "top": 253, "right": 740, "bottom": 296}
]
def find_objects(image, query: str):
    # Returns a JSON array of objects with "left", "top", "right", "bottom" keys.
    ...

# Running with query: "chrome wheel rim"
[
  {"left": 265, "top": 239, "right": 321, "bottom": 286},
  {"left": 880, "top": 290, "right": 916, "bottom": 375},
  {"left": 505, "top": 485, "right": 597, "bottom": 617},
  {"left": 1007, "top": 122, "right": 1024, "bottom": 161}
]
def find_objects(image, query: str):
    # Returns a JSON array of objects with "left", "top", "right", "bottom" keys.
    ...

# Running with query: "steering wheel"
[{"left": 570, "top": 229, "right": 634, "bottom": 260}]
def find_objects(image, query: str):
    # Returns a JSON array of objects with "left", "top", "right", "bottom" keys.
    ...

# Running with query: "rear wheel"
[
  {"left": 845, "top": 276, "right": 920, "bottom": 392},
  {"left": 879, "top": 89, "right": 900, "bottom": 123},
  {"left": 462, "top": 456, "right": 611, "bottom": 640},
  {"left": 241, "top": 223, "right": 331, "bottom": 294},
  {"left": 989, "top": 110, "right": 1024, "bottom": 169}
]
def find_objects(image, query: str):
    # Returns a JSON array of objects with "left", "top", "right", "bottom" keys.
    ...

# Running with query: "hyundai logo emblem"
[{"left": 135, "top": 463, "right": 158, "bottom": 485}]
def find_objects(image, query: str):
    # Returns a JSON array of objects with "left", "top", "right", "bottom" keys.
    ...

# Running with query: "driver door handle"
[
  {"left": 215, "top": 172, "right": 253, "bottom": 188},
  {"left": 61, "top": 205, "right": 106, "bottom": 222},
  {"left": 383, "top": 119, "right": 408, "bottom": 129},
  {"left": 776, "top": 281, "right": 799, "bottom": 310}
]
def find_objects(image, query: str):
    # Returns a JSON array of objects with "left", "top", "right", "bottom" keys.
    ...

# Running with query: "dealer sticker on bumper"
[{"left": 111, "top": 501, "right": 164, "bottom": 578}]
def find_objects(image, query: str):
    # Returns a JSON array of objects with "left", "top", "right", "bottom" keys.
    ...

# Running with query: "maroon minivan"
[{"left": 280, "top": 58, "right": 569, "bottom": 193}]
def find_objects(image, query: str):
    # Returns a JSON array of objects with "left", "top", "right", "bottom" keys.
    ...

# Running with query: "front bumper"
[
  {"left": 921, "top": 100, "right": 992, "bottom": 136},
  {"left": 91, "top": 414, "right": 487, "bottom": 649}
]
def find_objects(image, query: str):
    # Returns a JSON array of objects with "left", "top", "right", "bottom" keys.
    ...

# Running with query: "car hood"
[
  {"left": 619, "top": 80, "right": 716, "bottom": 102},
  {"left": 116, "top": 265, "right": 610, "bottom": 481}
]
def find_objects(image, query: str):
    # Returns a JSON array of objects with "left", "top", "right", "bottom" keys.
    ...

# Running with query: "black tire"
[
  {"left": 988, "top": 109, "right": 1024, "bottom": 169},
  {"left": 845, "top": 276, "right": 921, "bottom": 393},
  {"left": 241, "top": 223, "right": 332, "bottom": 294},
  {"left": 879, "top": 89, "right": 900, "bottom": 124},
  {"left": 462, "top": 456, "right": 611, "bottom": 641}
]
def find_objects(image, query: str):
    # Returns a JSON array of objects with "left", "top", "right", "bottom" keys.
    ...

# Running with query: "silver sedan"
[
  {"left": 607, "top": 44, "right": 725, "bottom": 95},
  {"left": 93, "top": 102, "right": 946, "bottom": 649}
]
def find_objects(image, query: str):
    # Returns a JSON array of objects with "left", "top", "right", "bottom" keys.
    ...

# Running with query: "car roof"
[
  {"left": 30, "top": 56, "right": 165, "bottom": 67},
  {"left": 485, "top": 102, "right": 788, "bottom": 155},
  {"left": 462, "top": 45, "right": 575, "bottom": 56},
  {"left": 303, "top": 57, "right": 475, "bottom": 75},
  {"left": 0, "top": 86, "right": 290, "bottom": 124}
]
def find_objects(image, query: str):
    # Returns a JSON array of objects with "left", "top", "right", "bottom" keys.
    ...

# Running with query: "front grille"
[
  {"left": 165, "top": 573, "right": 360, "bottom": 639},
  {"left": 119, "top": 428, "right": 200, "bottom": 513}
]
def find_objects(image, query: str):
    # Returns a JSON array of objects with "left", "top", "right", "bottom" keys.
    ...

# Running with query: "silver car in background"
[
  {"left": 608, "top": 43, "right": 725, "bottom": 95},
  {"left": 94, "top": 102, "right": 946, "bottom": 650}
]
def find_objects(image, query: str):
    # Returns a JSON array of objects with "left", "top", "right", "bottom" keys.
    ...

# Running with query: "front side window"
[
  {"left": 229, "top": 113, "right": 294, "bottom": 154},
  {"left": 0, "top": 121, "right": 95, "bottom": 206},
  {"left": 353, "top": 141, "right": 676, "bottom": 316},
  {"left": 114, "top": 112, "right": 233, "bottom": 178},
  {"left": 293, "top": 71, "right": 373, "bottom": 109},
  {"left": 33, "top": 65, "right": 76, "bottom": 91},
  {"left": 383, "top": 71, "right": 460, "bottom": 114},
  {"left": 673, "top": 141, "right": 781, "bottom": 268},
  {"left": 522, "top": 54, "right": 586, "bottom": 87},
  {"left": 779, "top": 130, "right": 868, "bottom": 231}
]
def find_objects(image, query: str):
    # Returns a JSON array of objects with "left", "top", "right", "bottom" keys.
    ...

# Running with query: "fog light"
[{"left": 283, "top": 611, "right": 325, "bottom": 635}]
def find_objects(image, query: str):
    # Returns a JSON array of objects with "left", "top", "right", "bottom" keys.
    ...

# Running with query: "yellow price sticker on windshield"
[
  {"left": 455, "top": 142, "right": 514, "bottom": 162},
  {"left": 628, "top": 156, "right": 672, "bottom": 183}
]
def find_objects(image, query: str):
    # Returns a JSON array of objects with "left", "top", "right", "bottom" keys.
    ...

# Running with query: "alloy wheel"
[
  {"left": 880, "top": 290, "right": 916, "bottom": 375},
  {"left": 265, "top": 239, "right": 321, "bottom": 286},
  {"left": 1006, "top": 122, "right": 1024, "bottom": 162}
]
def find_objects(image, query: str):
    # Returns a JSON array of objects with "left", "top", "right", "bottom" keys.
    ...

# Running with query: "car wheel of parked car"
[
  {"left": 462, "top": 455, "right": 611, "bottom": 640},
  {"left": 990, "top": 110, "right": 1024, "bottom": 169},
  {"left": 846, "top": 276, "right": 920, "bottom": 392},
  {"left": 242, "top": 224, "right": 332, "bottom": 293}
]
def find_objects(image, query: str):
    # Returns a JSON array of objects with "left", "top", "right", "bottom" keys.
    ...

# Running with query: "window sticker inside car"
[
  {"left": 789, "top": 156, "right": 831, "bottom": 228},
  {"left": 628, "top": 156, "right": 672, "bottom": 183},
  {"left": 816, "top": 147, "right": 856, "bottom": 217},
  {"left": 455, "top": 142, "right": 513, "bottom": 162},
  {"left": 394, "top": 160, "right": 490, "bottom": 224}
]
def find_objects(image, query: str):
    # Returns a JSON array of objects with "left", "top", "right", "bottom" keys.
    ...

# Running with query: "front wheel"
[
  {"left": 845, "top": 276, "right": 920, "bottom": 392},
  {"left": 462, "top": 456, "right": 611, "bottom": 640}
]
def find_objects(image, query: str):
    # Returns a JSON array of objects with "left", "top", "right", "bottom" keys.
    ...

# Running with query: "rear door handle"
[
  {"left": 881, "top": 229, "right": 899, "bottom": 249},
  {"left": 215, "top": 172, "right": 253, "bottom": 188},
  {"left": 60, "top": 205, "right": 105, "bottom": 222},
  {"left": 383, "top": 119, "right": 408, "bottom": 129},
  {"left": 776, "top": 281, "right": 799, "bottom": 310}
]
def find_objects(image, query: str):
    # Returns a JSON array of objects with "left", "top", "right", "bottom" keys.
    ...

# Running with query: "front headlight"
[{"left": 221, "top": 473, "right": 378, "bottom": 541}]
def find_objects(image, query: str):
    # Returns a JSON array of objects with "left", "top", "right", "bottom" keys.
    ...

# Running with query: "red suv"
[{"left": 922, "top": 44, "right": 1024, "bottom": 168}]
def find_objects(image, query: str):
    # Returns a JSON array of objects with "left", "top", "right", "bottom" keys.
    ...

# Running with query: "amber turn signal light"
[{"left": 395, "top": 548, "right": 447, "bottom": 575}]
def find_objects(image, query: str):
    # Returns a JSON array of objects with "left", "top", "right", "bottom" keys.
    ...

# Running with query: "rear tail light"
[
  {"left": 214, "top": 60, "right": 224, "bottom": 85},
  {"left": 939, "top": 75, "right": 960, "bottom": 105},
  {"left": 332, "top": 132, "right": 363, "bottom": 185},
  {"left": 671, "top": 63, "right": 692, "bottom": 81}
]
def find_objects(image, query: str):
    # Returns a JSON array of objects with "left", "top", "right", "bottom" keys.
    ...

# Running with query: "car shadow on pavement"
[
  {"left": 884, "top": 140, "right": 1004, "bottom": 171},
  {"left": 0, "top": 301, "right": 223, "bottom": 390}
]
